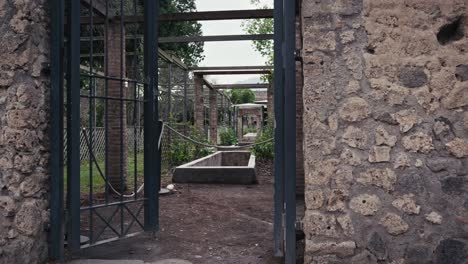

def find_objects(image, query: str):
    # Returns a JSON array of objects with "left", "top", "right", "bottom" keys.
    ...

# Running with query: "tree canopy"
[
  {"left": 229, "top": 90, "right": 256, "bottom": 104},
  {"left": 159, "top": 0, "right": 205, "bottom": 66}
]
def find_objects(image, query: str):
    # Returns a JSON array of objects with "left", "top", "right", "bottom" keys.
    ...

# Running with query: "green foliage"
[
  {"left": 167, "top": 125, "right": 214, "bottom": 167},
  {"left": 159, "top": 0, "right": 205, "bottom": 66},
  {"left": 242, "top": 0, "right": 274, "bottom": 82},
  {"left": 229, "top": 89, "right": 256, "bottom": 104},
  {"left": 251, "top": 122, "right": 274, "bottom": 160},
  {"left": 220, "top": 129, "right": 238, "bottom": 146}
]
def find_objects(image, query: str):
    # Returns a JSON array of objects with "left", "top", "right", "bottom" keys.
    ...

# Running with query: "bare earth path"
[{"left": 72, "top": 160, "right": 281, "bottom": 264}]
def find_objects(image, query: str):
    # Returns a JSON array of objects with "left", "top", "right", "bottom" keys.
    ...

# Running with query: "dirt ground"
[{"left": 75, "top": 160, "right": 285, "bottom": 264}]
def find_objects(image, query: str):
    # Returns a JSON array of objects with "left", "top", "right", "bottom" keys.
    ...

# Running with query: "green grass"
[{"left": 65, "top": 152, "right": 145, "bottom": 193}]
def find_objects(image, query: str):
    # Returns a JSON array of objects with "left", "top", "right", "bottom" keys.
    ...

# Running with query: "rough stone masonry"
[
  {"left": 301, "top": 0, "right": 468, "bottom": 263},
  {"left": 0, "top": 0, "right": 50, "bottom": 263}
]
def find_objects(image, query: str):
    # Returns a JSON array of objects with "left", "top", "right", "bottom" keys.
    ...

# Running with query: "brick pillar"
[
  {"left": 237, "top": 109, "right": 244, "bottom": 139},
  {"left": 267, "top": 83, "right": 274, "bottom": 122},
  {"left": 296, "top": 13, "right": 305, "bottom": 196},
  {"left": 209, "top": 88, "right": 218, "bottom": 143},
  {"left": 194, "top": 74, "right": 204, "bottom": 132},
  {"left": 107, "top": 22, "right": 127, "bottom": 191}
]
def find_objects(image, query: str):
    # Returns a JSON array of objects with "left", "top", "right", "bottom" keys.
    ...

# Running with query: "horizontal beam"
[
  {"left": 79, "top": 34, "right": 273, "bottom": 43},
  {"left": 190, "top": 66, "right": 273, "bottom": 71},
  {"left": 193, "top": 70, "right": 271, "bottom": 75},
  {"left": 79, "top": 9, "right": 274, "bottom": 24},
  {"left": 213, "top": 84, "right": 270, "bottom": 89},
  {"left": 159, "top": 34, "right": 274, "bottom": 43}
]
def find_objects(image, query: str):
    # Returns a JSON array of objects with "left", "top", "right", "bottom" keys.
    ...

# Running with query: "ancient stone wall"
[
  {"left": 0, "top": 0, "right": 50, "bottom": 263},
  {"left": 302, "top": 0, "right": 468, "bottom": 263}
]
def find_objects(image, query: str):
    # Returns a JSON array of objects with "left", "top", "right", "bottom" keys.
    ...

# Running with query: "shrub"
[
  {"left": 251, "top": 123, "right": 274, "bottom": 160},
  {"left": 220, "top": 129, "right": 238, "bottom": 146},
  {"left": 167, "top": 125, "right": 214, "bottom": 167}
]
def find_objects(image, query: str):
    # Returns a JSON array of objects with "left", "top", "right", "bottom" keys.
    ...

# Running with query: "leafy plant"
[
  {"left": 229, "top": 89, "right": 256, "bottom": 104},
  {"left": 220, "top": 129, "right": 238, "bottom": 146},
  {"left": 251, "top": 122, "right": 274, "bottom": 160}
]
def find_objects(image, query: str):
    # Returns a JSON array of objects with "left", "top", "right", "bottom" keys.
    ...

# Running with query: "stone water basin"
[{"left": 172, "top": 151, "right": 256, "bottom": 184}]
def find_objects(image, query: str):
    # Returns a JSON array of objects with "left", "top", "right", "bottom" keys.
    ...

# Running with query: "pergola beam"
[
  {"left": 79, "top": 9, "right": 274, "bottom": 24},
  {"left": 213, "top": 84, "right": 269, "bottom": 89},
  {"left": 190, "top": 66, "right": 273, "bottom": 71},
  {"left": 159, "top": 34, "right": 274, "bottom": 43},
  {"left": 193, "top": 70, "right": 271, "bottom": 75}
]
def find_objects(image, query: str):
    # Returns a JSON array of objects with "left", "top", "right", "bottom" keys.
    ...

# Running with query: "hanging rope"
[{"left": 162, "top": 123, "right": 273, "bottom": 150}]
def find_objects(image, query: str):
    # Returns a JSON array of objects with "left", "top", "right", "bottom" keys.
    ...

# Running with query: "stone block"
[
  {"left": 349, "top": 194, "right": 381, "bottom": 216},
  {"left": 375, "top": 126, "right": 397, "bottom": 147},
  {"left": 342, "top": 126, "right": 368, "bottom": 149},
  {"left": 358, "top": 168, "right": 397, "bottom": 192},
  {"left": 425, "top": 212, "right": 442, "bottom": 224},
  {"left": 368, "top": 146, "right": 391, "bottom": 163},
  {"left": 379, "top": 213, "right": 409, "bottom": 235},
  {"left": 446, "top": 138, "right": 468, "bottom": 158},
  {"left": 306, "top": 240, "right": 356, "bottom": 257},
  {"left": 398, "top": 66, "right": 428, "bottom": 88},
  {"left": 338, "top": 97, "right": 370, "bottom": 122},
  {"left": 391, "top": 194, "right": 421, "bottom": 215},
  {"left": 402, "top": 132, "right": 434, "bottom": 153},
  {"left": 392, "top": 109, "right": 421, "bottom": 133}
]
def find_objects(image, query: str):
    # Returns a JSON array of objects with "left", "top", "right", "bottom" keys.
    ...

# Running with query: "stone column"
[
  {"left": 237, "top": 109, "right": 244, "bottom": 139},
  {"left": 209, "top": 88, "right": 218, "bottom": 143},
  {"left": 107, "top": 22, "right": 127, "bottom": 191},
  {"left": 0, "top": 0, "right": 50, "bottom": 263},
  {"left": 194, "top": 74, "right": 204, "bottom": 132}
]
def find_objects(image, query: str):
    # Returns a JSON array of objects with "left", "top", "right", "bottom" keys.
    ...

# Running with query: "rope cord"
[{"left": 163, "top": 123, "right": 273, "bottom": 150}]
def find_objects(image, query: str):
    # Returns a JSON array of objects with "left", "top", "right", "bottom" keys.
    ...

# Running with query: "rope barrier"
[
  {"left": 163, "top": 123, "right": 273, "bottom": 150},
  {"left": 80, "top": 123, "right": 272, "bottom": 198}
]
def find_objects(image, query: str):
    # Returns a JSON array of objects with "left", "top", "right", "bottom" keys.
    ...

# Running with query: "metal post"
[
  {"left": 273, "top": 0, "right": 285, "bottom": 258},
  {"left": 284, "top": 0, "right": 297, "bottom": 262},
  {"left": 49, "top": 0, "right": 64, "bottom": 258},
  {"left": 66, "top": 0, "right": 81, "bottom": 252},
  {"left": 143, "top": 0, "right": 160, "bottom": 232}
]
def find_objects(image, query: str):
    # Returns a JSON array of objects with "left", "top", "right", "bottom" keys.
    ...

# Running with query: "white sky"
[{"left": 195, "top": 0, "right": 272, "bottom": 84}]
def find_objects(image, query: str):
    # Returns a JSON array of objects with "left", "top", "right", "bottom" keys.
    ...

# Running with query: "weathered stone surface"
[
  {"left": 455, "top": 64, "right": 468, "bottom": 82},
  {"left": 394, "top": 153, "right": 411, "bottom": 169},
  {"left": 427, "top": 158, "right": 462, "bottom": 173},
  {"left": 0, "top": 196, "right": 16, "bottom": 217},
  {"left": 340, "top": 148, "right": 362, "bottom": 166},
  {"left": 379, "top": 213, "right": 409, "bottom": 235},
  {"left": 435, "top": 239, "right": 467, "bottom": 264},
  {"left": 368, "top": 146, "right": 391, "bottom": 163},
  {"left": 405, "top": 244, "right": 432, "bottom": 264},
  {"left": 338, "top": 97, "right": 370, "bottom": 122},
  {"left": 374, "top": 112, "right": 398, "bottom": 125},
  {"left": 402, "top": 132, "right": 434, "bottom": 153},
  {"left": 442, "top": 84, "right": 468, "bottom": 109},
  {"left": 306, "top": 187, "right": 325, "bottom": 210},
  {"left": 398, "top": 66, "right": 428, "bottom": 88},
  {"left": 392, "top": 109, "right": 421, "bottom": 133},
  {"left": 336, "top": 215, "right": 354, "bottom": 236},
  {"left": 446, "top": 138, "right": 468, "bottom": 158},
  {"left": 303, "top": 211, "right": 339, "bottom": 238},
  {"left": 326, "top": 189, "right": 348, "bottom": 212},
  {"left": 425, "top": 212, "right": 442, "bottom": 224},
  {"left": 307, "top": 159, "right": 339, "bottom": 186},
  {"left": 441, "top": 177, "right": 464, "bottom": 195},
  {"left": 306, "top": 240, "right": 356, "bottom": 257},
  {"left": 367, "top": 232, "right": 387, "bottom": 260},
  {"left": 14, "top": 200, "right": 43, "bottom": 236},
  {"left": 392, "top": 194, "right": 420, "bottom": 215},
  {"left": 375, "top": 126, "right": 397, "bottom": 147},
  {"left": 342, "top": 126, "right": 368, "bottom": 149},
  {"left": 341, "top": 30, "right": 355, "bottom": 44},
  {"left": 358, "top": 168, "right": 397, "bottom": 192},
  {"left": 433, "top": 120, "right": 451, "bottom": 138},
  {"left": 350, "top": 194, "right": 381, "bottom": 216}
]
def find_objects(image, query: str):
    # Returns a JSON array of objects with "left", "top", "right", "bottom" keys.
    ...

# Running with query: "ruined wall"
[
  {"left": 302, "top": 0, "right": 468, "bottom": 263},
  {"left": 0, "top": 0, "right": 50, "bottom": 263}
]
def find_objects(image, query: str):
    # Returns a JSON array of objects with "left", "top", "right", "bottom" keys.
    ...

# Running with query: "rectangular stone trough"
[{"left": 172, "top": 151, "right": 257, "bottom": 184}]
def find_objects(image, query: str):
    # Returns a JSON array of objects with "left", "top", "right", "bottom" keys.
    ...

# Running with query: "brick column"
[
  {"left": 209, "top": 88, "right": 218, "bottom": 143},
  {"left": 194, "top": 74, "right": 204, "bottom": 132},
  {"left": 267, "top": 83, "right": 274, "bottom": 122},
  {"left": 107, "top": 22, "right": 127, "bottom": 191}
]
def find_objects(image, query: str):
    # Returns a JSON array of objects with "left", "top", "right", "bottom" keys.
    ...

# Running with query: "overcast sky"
[{"left": 195, "top": 0, "right": 272, "bottom": 84}]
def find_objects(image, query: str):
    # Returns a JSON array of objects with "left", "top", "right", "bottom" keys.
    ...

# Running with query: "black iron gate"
[
  {"left": 273, "top": 0, "right": 297, "bottom": 263},
  {"left": 49, "top": 0, "right": 160, "bottom": 258}
]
